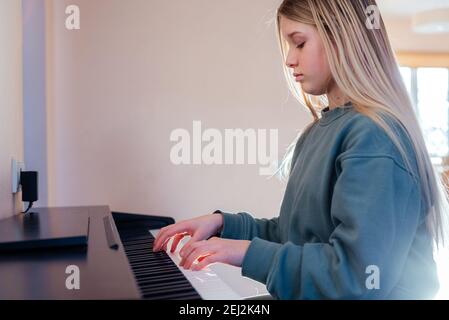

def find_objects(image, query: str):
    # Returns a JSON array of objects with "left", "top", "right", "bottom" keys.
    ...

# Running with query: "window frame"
[{"left": 397, "top": 53, "right": 449, "bottom": 164}]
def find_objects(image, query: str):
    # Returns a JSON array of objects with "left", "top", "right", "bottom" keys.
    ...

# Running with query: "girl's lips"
[{"left": 295, "top": 74, "right": 304, "bottom": 81}]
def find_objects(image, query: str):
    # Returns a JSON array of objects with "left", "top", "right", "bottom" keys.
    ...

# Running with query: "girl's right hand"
[{"left": 152, "top": 213, "right": 224, "bottom": 255}]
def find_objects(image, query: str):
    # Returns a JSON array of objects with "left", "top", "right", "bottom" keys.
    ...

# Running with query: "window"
[
  {"left": 399, "top": 66, "right": 449, "bottom": 161},
  {"left": 397, "top": 55, "right": 449, "bottom": 301}
]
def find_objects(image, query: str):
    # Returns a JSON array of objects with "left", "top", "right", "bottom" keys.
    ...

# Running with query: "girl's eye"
[{"left": 297, "top": 42, "right": 305, "bottom": 49}]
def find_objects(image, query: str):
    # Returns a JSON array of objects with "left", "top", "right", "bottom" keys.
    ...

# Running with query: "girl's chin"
[
  {"left": 301, "top": 86, "right": 318, "bottom": 96},
  {"left": 301, "top": 83, "right": 326, "bottom": 96}
]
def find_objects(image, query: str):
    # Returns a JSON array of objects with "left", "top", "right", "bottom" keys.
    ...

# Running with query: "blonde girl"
[{"left": 154, "top": 0, "right": 449, "bottom": 299}]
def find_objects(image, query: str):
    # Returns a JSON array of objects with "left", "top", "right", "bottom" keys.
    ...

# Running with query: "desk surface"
[{"left": 0, "top": 206, "right": 140, "bottom": 299}]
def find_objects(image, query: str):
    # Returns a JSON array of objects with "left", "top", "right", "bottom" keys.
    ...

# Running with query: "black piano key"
[
  {"left": 135, "top": 273, "right": 186, "bottom": 282},
  {"left": 123, "top": 243, "right": 153, "bottom": 250},
  {"left": 143, "top": 290, "right": 200, "bottom": 300},
  {"left": 126, "top": 249, "right": 160, "bottom": 256},
  {"left": 139, "top": 279, "right": 191, "bottom": 287},
  {"left": 131, "top": 265, "right": 180, "bottom": 274},
  {"left": 128, "top": 256, "right": 176, "bottom": 266},
  {"left": 129, "top": 260, "right": 177, "bottom": 269},
  {"left": 132, "top": 267, "right": 181, "bottom": 277},
  {"left": 141, "top": 284, "right": 197, "bottom": 298},
  {"left": 128, "top": 258, "right": 173, "bottom": 265},
  {"left": 126, "top": 250, "right": 169, "bottom": 256}
]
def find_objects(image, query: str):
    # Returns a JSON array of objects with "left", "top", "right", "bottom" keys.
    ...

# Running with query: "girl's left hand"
[{"left": 178, "top": 237, "right": 251, "bottom": 271}]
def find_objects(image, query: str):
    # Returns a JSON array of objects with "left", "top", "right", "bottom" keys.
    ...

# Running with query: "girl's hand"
[
  {"left": 153, "top": 213, "right": 223, "bottom": 253},
  {"left": 179, "top": 237, "right": 251, "bottom": 271}
]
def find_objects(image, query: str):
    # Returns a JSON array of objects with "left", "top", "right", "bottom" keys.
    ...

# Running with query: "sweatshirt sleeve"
[
  {"left": 240, "top": 155, "right": 423, "bottom": 299},
  {"left": 213, "top": 210, "right": 281, "bottom": 243}
]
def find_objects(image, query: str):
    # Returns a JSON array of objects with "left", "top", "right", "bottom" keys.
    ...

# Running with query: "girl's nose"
[{"left": 286, "top": 61, "right": 297, "bottom": 68}]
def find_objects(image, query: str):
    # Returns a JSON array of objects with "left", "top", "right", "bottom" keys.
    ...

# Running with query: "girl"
[{"left": 154, "top": 0, "right": 449, "bottom": 299}]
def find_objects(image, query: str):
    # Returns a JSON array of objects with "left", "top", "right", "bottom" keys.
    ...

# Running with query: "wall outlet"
[{"left": 11, "top": 158, "right": 25, "bottom": 194}]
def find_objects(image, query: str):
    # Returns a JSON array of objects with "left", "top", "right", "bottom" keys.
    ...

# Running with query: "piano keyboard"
[
  {"left": 150, "top": 230, "right": 246, "bottom": 300},
  {"left": 113, "top": 212, "right": 270, "bottom": 300},
  {"left": 114, "top": 217, "right": 202, "bottom": 300}
]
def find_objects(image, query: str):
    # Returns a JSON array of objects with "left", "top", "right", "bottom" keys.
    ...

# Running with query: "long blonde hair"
[{"left": 276, "top": 0, "right": 449, "bottom": 247}]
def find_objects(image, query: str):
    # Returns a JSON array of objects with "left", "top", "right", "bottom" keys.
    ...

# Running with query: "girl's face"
[{"left": 279, "top": 15, "right": 333, "bottom": 96}]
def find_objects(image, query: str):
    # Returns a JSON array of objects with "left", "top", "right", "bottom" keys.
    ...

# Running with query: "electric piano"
[{"left": 0, "top": 206, "right": 271, "bottom": 300}]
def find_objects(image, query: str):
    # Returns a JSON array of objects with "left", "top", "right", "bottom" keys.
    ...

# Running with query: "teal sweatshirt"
[{"left": 216, "top": 102, "right": 439, "bottom": 299}]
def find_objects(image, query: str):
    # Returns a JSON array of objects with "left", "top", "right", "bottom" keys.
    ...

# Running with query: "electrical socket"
[{"left": 11, "top": 158, "right": 25, "bottom": 194}]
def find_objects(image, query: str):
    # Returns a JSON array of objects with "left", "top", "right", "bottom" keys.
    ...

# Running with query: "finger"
[
  {"left": 179, "top": 240, "right": 204, "bottom": 267},
  {"left": 156, "top": 233, "right": 171, "bottom": 252},
  {"left": 154, "top": 226, "right": 183, "bottom": 251},
  {"left": 153, "top": 229, "right": 170, "bottom": 252},
  {"left": 179, "top": 235, "right": 202, "bottom": 259},
  {"left": 163, "top": 237, "right": 171, "bottom": 251},
  {"left": 153, "top": 226, "right": 170, "bottom": 251},
  {"left": 154, "top": 225, "right": 180, "bottom": 251},
  {"left": 170, "top": 232, "right": 189, "bottom": 253},
  {"left": 154, "top": 224, "right": 190, "bottom": 251},
  {"left": 183, "top": 245, "right": 215, "bottom": 270},
  {"left": 192, "top": 254, "right": 220, "bottom": 271},
  {"left": 160, "top": 233, "right": 177, "bottom": 252}
]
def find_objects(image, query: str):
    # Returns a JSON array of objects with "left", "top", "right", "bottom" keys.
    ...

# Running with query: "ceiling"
[
  {"left": 377, "top": 0, "right": 449, "bottom": 17},
  {"left": 374, "top": 0, "right": 449, "bottom": 52}
]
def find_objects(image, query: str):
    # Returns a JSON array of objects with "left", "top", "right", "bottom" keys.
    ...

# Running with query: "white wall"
[
  {"left": 0, "top": 0, "right": 24, "bottom": 219},
  {"left": 45, "top": 0, "right": 310, "bottom": 220},
  {"left": 23, "top": 0, "right": 49, "bottom": 207}
]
